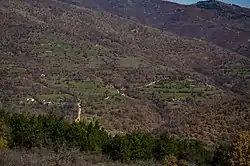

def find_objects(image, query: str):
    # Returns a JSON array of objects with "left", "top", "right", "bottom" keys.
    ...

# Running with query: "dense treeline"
[{"left": 0, "top": 110, "right": 249, "bottom": 166}]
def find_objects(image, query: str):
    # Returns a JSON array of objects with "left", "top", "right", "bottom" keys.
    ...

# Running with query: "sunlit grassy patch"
[
  {"left": 141, "top": 78, "right": 218, "bottom": 102},
  {"left": 118, "top": 56, "right": 142, "bottom": 68},
  {"left": 41, "top": 75, "right": 121, "bottom": 111},
  {"left": 36, "top": 93, "right": 73, "bottom": 102},
  {"left": 216, "top": 63, "right": 250, "bottom": 83}
]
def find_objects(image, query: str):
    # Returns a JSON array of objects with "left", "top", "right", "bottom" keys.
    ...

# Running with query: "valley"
[{"left": 0, "top": 0, "right": 250, "bottom": 165}]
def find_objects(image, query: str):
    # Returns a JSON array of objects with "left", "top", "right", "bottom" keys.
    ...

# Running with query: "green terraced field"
[
  {"left": 36, "top": 93, "right": 73, "bottom": 102},
  {"left": 141, "top": 78, "right": 219, "bottom": 102},
  {"left": 40, "top": 75, "right": 122, "bottom": 111},
  {"left": 31, "top": 34, "right": 112, "bottom": 59}
]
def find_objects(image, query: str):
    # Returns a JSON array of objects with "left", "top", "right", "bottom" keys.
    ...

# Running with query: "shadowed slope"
[{"left": 59, "top": 0, "right": 250, "bottom": 57}]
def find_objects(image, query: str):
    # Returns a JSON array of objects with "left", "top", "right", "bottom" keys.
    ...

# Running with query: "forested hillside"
[
  {"left": 59, "top": 0, "right": 250, "bottom": 58},
  {"left": 0, "top": 110, "right": 249, "bottom": 165},
  {"left": 0, "top": 0, "right": 250, "bottom": 165}
]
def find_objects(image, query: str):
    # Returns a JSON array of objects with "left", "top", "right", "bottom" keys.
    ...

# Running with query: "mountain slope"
[
  {"left": 59, "top": 0, "right": 250, "bottom": 58},
  {"left": 0, "top": 0, "right": 250, "bottom": 144}
]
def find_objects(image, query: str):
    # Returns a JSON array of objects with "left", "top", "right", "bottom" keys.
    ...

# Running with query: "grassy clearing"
[
  {"left": 85, "top": 44, "right": 111, "bottom": 57},
  {"left": 68, "top": 81, "right": 121, "bottom": 111},
  {"left": 85, "top": 45, "right": 114, "bottom": 68},
  {"left": 36, "top": 93, "right": 73, "bottom": 102},
  {"left": 85, "top": 56, "right": 107, "bottom": 68},
  {"left": 218, "top": 63, "right": 250, "bottom": 82},
  {"left": 7, "top": 67, "right": 27, "bottom": 75},
  {"left": 32, "top": 36, "right": 78, "bottom": 57},
  {"left": 41, "top": 75, "right": 121, "bottom": 111},
  {"left": 142, "top": 78, "right": 218, "bottom": 102},
  {"left": 118, "top": 56, "right": 142, "bottom": 68},
  {"left": 32, "top": 35, "right": 115, "bottom": 69},
  {"left": 31, "top": 35, "right": 112, "bottom": 59},
  {"left": 226, "top": 63, "right": 250, "bottom": 79},
  {"left": 1, "top": 65, "right": 27, "bottom": 77}
]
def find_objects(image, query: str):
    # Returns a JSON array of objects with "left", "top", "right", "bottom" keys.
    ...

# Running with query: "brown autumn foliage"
[
  {"left": 0, "top": 0, "right": 250, "bottom": 145},
  {"left": 230, "top": 131, "right": 250, "bottom": 166},
  {"left": 59, "top": 0, "right": 250, "bottom": 58},
  {"left": 164, "top": 155, "right": 178, "bottom": 166},
  {"left": 0, "top": 148, "right": 162, "bottom": 166}
]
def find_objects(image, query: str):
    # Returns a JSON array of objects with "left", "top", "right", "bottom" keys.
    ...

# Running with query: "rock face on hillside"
[{"left": 60, "top": 0, "right": 250, "bottom": 58}]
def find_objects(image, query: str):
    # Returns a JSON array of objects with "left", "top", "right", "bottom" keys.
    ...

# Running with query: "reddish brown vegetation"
[
  {"left": 0, "top": 0, "right": 250, "bottom": 145},
  {"left": 60, "top": 0, "right": 250, "bottom": 58}
]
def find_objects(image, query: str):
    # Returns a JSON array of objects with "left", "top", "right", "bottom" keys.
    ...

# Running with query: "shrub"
[
  {"left": 211, "top": 144, "right": 230, "bottom": 166},
  {"left": 127, "top": 132, "right": 155, "bottom": 160},
  {"left": 153, "top": 133, "right": 183, "bottom": 161},
  {"left": 102, "top": 132, "right": 155, "bottom": 162},
  {"left": 0, "top": 110, "right": 9, "bottom": 139},
  {"left": 230, "top": 131, "right": 250, "bottom": 166},
  {"left": 102, "top": 135, "right": 131, "bottom": 162},
  {"left": 0, "top": 137, "right": 8, "bottom": 149},
  {"left": 179, "top": 140, "right": 213, "bottom": 165},
  {"left": 164, "top": 155, "right": 178, "bottom": 166}
]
